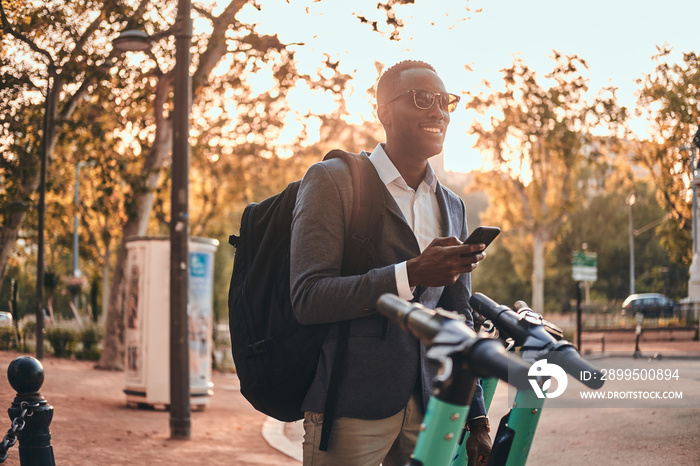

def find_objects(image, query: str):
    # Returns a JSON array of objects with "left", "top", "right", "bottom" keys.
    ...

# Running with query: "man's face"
[{"left": 381, "top": 68, "right": 451, "bottom": 160}]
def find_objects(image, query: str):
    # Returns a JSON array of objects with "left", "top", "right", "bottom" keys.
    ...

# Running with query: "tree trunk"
[
  {"left": 0, "top": 203, "right": 33, "bottom": 285},
  {"left": 96, "top": 77, "right": 173, "bottom": 370},
  {"left": 93, "top": 0, "right": 240, "bottom": 365},
  {"left": 0, "top": 74, "right": 61, "bottom": 286},
  {"left": 95, "top": 191, "right": 166, "bottom": 370},
  {"left": 95, "top": 235, "right": 129, "bottom": 370},
  {"left": 79, "top": 0, "right": 240, "bottom": 370}
]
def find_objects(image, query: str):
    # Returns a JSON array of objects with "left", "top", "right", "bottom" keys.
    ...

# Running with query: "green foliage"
[
  {"left": 0, "top": 265, "right": 31, "bottom": 321},
  {"left": 548, "top": 179, "right": 687, "bottom": 309},
  {"left": 0, "top": 0, "right": 404, "bottom": 294},
  {"left": 636, "top": 48, "right": 700, "bottom": 266},
  {"left": 0, "top": 325, "right": 16, "bottom": 350},
  {"left": 0, "top": 0, "right": 126, "bottom": 284},
  {"left": 16, "top": 314, "right": 35, "bottom": 352},
  {"left": 20, "top": 314, "right": 35, "bottom": 344},
  {"left": 45, "top": 322, "right": 79, "bottom": 357},
  {"left": 77, "top": 322, "right": 102, "bottom": 360},
  {"left": 471, "top": 243, "right": 530, "bottom": 306},
  {"left": 466, "top": 53, "right": 628, "bottom": 310}
]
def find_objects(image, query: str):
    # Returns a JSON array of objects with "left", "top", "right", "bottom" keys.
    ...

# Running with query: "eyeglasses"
[{"left": 381, "top": 89, "right": 461, "bottom": 113}]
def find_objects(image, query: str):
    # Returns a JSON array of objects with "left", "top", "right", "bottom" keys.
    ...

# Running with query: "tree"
[
  {"left": 96, "top": 0, "right": 315, "bottom": 370},
  {"left": 94, "top": 1, "right": 420, "bottom": 369},
  {"left": 550, "top": 177, "right": 687, "bottom": 308},
  {"left": 471, "top": 242, "right": 530, "bottom": 307},
  {"left": 635, "top": 47, "right": 700, "bottom": 267},
  {"left": 0, "top": 0, "right": 125, "bottom": 286},
  {"left": 1, "top": 0, "right": 461, "bottom": 370},
  {"left": 465, "top": 53, "right": 627, "bottom": 312}
]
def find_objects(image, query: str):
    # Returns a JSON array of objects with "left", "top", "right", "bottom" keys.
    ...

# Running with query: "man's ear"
[{"left": 377, "top": 104, "right": 392, "bottom": 128}]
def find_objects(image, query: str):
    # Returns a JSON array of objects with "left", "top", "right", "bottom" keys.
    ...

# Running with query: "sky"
[{"left": 224, "top": 0, "right": 699, "bottom": 172}]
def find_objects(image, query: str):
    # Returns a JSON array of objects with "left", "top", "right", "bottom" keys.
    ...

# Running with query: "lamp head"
[{"left": 112, "top": 30, "right": 152, "bottom": 52}]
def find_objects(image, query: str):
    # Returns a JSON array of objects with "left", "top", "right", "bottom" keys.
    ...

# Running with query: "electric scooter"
[
  {"left": 454, "top": 293, "right": 605, "bottom": 466},
  {"left": 377, "top": 293, "right": 606, "bottom": 466},
  {"left": 376, "top": 294, "right": 532, "bottom": 466}
]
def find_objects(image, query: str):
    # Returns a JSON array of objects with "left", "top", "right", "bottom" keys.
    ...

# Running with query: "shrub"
[
  {"left": 45, "top": 323, "right": 79, "bottom": 357},
  {"left": 17, "top": 315, "right": 38, "bottom": 353},
  {"left": 0, "top": 325, "right": 15, "bottom": 350},
  {"left": 77, "top": 323, "right": 103, "bottom": 360}
]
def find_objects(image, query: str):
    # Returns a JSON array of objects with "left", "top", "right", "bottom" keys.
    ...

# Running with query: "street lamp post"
[
  {"left": 36, "top": 69, "right": 53, "bottom": 360},
  {"left": 73, "top": 162, "right": 80, "bottom": 278},
  {"left": 72, "top": 162, "right": 82, "bottom": 314},
  {"left": 627, "top": 193, "right": 636, "bottom": 296},
  {"left": 169, "top": 0, "right": 193, "bottom": 440},
  {"left": 112, "top": 0, "right": 192, "bottom": 440}
]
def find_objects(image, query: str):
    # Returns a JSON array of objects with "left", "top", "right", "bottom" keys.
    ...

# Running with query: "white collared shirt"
[{"left": 368, "top": 143, "right": 442, "bottom": 299}]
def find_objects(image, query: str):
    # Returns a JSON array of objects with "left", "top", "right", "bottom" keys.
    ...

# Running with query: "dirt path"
[
  {"left": 0, "top": 351, "right": 297, "bottom": 466},
  {"left": 2, "top": 345, "right": 700, "bottom": 466}
]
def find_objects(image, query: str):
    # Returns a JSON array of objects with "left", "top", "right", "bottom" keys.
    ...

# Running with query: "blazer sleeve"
[
  {"left": 290, "top": 161, "right": 398, "bottom": 325},
  {"left": 437, "top": 193, "right": 487, "bottom": 419}
]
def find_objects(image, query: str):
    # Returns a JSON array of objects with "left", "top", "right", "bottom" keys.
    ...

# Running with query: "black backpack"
[{"left": 228, "top": 150, "right": 384, "bottom": 433}]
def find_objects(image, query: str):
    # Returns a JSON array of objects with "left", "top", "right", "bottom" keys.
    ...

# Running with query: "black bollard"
[{"left": 6, "top": 356, "right": 55, "bottom": 466}]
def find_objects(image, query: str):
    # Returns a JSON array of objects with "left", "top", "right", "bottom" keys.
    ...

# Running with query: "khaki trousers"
[{"left": 302, "top": 393, "right": 423, "bottom": 466}]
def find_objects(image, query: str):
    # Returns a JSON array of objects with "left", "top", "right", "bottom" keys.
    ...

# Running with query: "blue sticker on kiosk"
[{"left": 190, "top": 252, "right": 209, "bottom": 278}]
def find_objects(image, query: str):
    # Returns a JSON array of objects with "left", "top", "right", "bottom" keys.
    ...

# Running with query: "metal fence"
[{"left": 579, "top": 301, "right": 699, "bottom": 336}]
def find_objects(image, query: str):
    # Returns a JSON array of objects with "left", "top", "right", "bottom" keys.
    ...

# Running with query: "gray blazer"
[{"left": 290, "top": 156, "right": 485, "bottom": 420}]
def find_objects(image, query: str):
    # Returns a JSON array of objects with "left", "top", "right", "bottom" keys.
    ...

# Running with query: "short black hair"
[{"left": 376, "top": 60, "right": 437, "bottom": 105}]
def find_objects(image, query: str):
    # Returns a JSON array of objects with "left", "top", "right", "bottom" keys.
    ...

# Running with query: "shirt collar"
[{"left": 368, "top": 143, "right": 438, "bottom": 192}]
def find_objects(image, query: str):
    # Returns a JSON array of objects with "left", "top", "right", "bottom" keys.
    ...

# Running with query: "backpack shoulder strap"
[
  {"left": 318, "top": 149, "right": 385, "bottom": 451},
  {"left": 323, "top": 149, "right": 384, "bottom": 275}
]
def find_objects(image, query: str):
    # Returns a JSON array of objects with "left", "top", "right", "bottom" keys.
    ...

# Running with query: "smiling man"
[{"left": 290, "top": 60, "right": 491, "bottom": 466}]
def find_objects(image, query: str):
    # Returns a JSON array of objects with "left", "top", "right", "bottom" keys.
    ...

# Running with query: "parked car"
[
  {"left": 0, "top": 311, "right": 12, "bottom": 326},
  {"left": 621, "top": 293, "right": 675, "bottom": 317}
]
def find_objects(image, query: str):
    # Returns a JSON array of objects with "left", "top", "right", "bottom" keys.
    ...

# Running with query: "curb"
[
  {"left": 261, "top": 417, "right": 303, "bottom": 463},
  {"left": 585, "top": 352, "right": 700, "bottom": 360}
]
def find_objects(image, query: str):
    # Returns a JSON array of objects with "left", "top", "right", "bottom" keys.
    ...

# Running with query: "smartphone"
[{"left": 460, "top": 226, "right": 501, "bottom": 256}]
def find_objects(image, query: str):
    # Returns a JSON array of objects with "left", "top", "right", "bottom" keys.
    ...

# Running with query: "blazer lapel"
[
  {"left": 383, "top": 181, "right": 459, "bottom": 250},
  {"left": 382, "top": 188, "right": 408, "bottom": 227},
  {"left": 436, "top": 182, "right": 457, "bottom": 238},
  {"left": 382, "top": 187, "right": 420, "bottom": 243}
]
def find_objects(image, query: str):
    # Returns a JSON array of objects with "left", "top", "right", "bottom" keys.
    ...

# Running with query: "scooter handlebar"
[
  {"left": 550, "top": 346, "right": 605, "bottom": 389},
  {"left": 469, "top": 292, "right": 530, "bottom": 343},
  {"left": 376, "top": 294, "right": 442, "bottom": 343},
  {"left": 468, "top": 339, "right": 532, "bottom": 391},
  {"left": 377, "top": 294, "right": 532, "bottom": 390},
  {"left": 471, "top": 292, "right": 605, "bottom": 389}
]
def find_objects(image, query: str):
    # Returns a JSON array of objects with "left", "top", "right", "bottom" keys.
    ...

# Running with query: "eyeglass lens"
[{"left": 413, "top": 90, "right": 459, "bottom": 113}]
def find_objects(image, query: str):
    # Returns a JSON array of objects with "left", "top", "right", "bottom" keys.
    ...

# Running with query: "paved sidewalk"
[
  {"left": 3, "top": 338, "right": 699, "bottom": 465},
  {"left": 269, "top": 334, "right": 700, "bottom": 465}
]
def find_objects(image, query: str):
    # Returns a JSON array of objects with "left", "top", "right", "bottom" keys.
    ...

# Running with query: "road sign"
[{"left": 573, "top": 251, "right": 597, "bottom": 282}]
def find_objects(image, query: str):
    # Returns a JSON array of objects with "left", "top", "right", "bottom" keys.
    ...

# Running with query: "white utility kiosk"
[{"left": 123, "top": 236, "right": 219, "bottom": 409}]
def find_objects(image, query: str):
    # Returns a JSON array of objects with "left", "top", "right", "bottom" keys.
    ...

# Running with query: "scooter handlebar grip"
[
  {"left": 469, "top": 292, "right": 529, "bottom": 343},
  {"left": 468, "top": 339, "right": 532, "bottom": 391},
  {"left": 377, "top": 294, "right": 442, "bottom": 342},
  {"left": 552, "top": 348, "right": 605, "bottom": 389}
]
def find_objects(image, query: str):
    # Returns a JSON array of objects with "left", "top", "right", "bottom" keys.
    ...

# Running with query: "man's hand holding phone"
[
  {"left": 406, "top": 236, "right": 488, "bottom": 288},
  {"left": 460, "top": 226, "right": 501, "bottom": 257}
]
